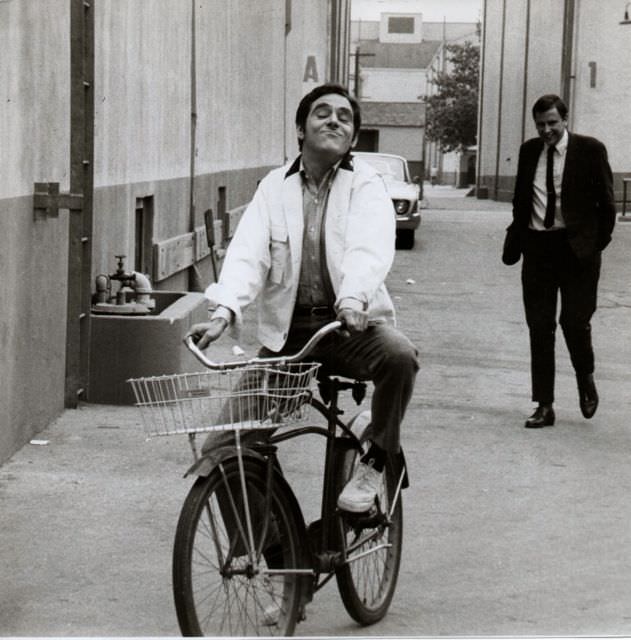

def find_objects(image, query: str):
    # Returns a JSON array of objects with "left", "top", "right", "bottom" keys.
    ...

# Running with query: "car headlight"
[{"left": 393, "top": 199, "right": 409, "bottom": 215}]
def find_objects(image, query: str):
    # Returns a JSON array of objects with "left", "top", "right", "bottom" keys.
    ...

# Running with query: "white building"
[
  {"left": 477, "top": 0, "right": 631, "bottom": 205},
  {"left": 350, "top": 12, "right": 479, "bottom": 183},
  {"left": 0, "top": 0, "right": 351, "bottom": 462}
]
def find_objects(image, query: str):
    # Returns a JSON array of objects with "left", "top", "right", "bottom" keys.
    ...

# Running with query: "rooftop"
[{"left": 357, "top": 40, "right": 442, "bottom": 69}]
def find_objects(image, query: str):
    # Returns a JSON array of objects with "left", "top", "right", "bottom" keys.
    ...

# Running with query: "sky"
[{"left": 351, "top": 0, "right": 482, "bottom": 23}]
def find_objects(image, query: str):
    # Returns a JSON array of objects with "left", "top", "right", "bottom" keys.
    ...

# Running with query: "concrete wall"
[
  {"left": 478, "top": 0, "right": 631, "bottom": 202},
  {"left": 93, "top": 0, "right": 287, "bottom": 288},
  {"left": 478, "top": 0, "right": 565, "bottom": 200},
  {"left": 285, "top": 1, "right": 333, "bottom": 160},
  {"left": 569, "top": 1, "right": 631, "bottom": 172},
  {"left": 0, "top": 0, "right": 349, "bottom": 464},
  {"left": 361, "top": 68, "right": 427, "bottom": 102},
  {"left": 0, "top": 0, "right": 71, "bottom": 462},
  {"left": 377, "top": 126, "right": 424, "bottom": 168},
  {"left": 422, "top": 22, "right": 479, "bottom": 42},
  {"left": 93, "top": 0, "right": 341, "bottom": 284},
  {"left": 351, "top": 19, "right": 479, "bottom": 45}
]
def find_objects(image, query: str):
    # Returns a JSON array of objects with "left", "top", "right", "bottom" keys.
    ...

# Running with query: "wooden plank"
[
  {"left": 153, "top": 204, "right": 248, "bottom": 282},
  {"left": 154, "top": 224, "right": 217, "bottom": 281},
  {"left": 194, "top": 226, "right": 211, "bottom": 262},
  {"left": 154, "top": 232, "right": 195, "bottom": 281}
]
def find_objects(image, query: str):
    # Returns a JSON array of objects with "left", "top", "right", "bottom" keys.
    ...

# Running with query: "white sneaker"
[{"left": 337, "top": 461, "right": 382, "bottom": 513}]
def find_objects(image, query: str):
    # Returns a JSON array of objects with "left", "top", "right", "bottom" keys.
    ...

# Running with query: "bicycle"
[{"left": 128, "top": 320, "right": 408, "bottom": 636}]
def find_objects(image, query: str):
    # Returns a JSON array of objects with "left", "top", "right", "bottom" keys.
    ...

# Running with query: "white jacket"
[{"left": 205, "top": 154, "right": 396, "bottom": 352}]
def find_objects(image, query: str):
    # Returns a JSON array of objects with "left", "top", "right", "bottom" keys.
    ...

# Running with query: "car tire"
[{"left": 396, "top": 229, "right": 415, "bottom": 250}]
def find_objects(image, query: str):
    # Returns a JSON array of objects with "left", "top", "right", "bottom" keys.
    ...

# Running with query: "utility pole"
[{"left": 349, "top": 46, "right": 375, "bottom": 98}]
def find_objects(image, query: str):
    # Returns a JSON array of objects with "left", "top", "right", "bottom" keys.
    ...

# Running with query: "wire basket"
[{"left": 128, "top": 362, "right": 321, "bottom": 437}]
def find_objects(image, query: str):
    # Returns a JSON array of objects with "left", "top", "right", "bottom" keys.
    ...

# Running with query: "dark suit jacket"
[{"left": 511, "top": 132, "right": 616, "bottom": 259}]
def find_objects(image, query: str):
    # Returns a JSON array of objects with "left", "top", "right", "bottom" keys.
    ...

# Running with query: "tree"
[{"left": 425, "top": 41, "right": 479, "bottom": 153}]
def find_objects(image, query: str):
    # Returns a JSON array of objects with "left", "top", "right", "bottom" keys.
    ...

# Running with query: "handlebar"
[{"left": 184, "top": 320, "right": 343, "bottom": 370}]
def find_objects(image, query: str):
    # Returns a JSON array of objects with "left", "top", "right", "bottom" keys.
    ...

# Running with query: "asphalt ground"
[{"left": 2, "top": 183, "right": 631, "bottom": 637}]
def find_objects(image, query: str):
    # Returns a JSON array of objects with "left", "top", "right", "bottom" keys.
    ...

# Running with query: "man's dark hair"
[
  {"left": 295, "top": 83, "right": 361, "bottom": 150},
  {"left": 532, "top": 94, "right": 568, "bottom": 120}
]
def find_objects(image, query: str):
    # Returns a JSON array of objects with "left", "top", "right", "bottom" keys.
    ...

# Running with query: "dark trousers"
[
  {"left": 521, "top": 230, "right": 601, "bottom": 404},
  {"left": 202, "top": 321, "right": 419, "bottom": 455}
]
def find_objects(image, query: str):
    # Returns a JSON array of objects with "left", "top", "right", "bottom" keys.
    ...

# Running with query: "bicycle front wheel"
[
  {"left": 172, "top": 457, "right": 307, "bottom": 636},
  {"left": 334, "top": 443, "right": 404, "bottom": 625}
]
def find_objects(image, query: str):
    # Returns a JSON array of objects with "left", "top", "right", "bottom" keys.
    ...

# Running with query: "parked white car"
[{"left": 353, "top": 151, "right": 422, "bottom": 250}]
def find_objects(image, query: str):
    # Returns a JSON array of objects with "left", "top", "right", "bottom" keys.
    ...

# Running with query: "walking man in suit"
[{"left": 510, "top": 94, "right": 616, "bottom": 428}]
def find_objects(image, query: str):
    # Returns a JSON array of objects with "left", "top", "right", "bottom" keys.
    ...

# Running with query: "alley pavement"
[{"left": 2, "top": 184, "right": 631, "bottom": 636}]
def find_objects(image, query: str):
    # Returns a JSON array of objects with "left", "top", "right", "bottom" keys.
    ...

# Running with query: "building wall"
[
  {"left": 478, "top": 0, "right": 631, "bottom": 203},
  {"left": 351, "top": 19, "right": 479, "bottom": 45},
  {"left": 92, "top": 0, "right": 287, "bottom": 288},
  {"left": 361, "top": 68, "right": 427, "bottom": 102},
  {"left": 569, "top": 1, "right": 631, "bottom": 172},
  {"left": 0, "top": 0, "right": 348, "bottom": 464},
  {"left": 285, "top": 1, "right": 335, "bottom": 160},
  {"left": 379, "top": 13, "right": 423, "bottom": 43},
  {"left": 376, "top": 126, "right": 424, "bottom": 176},
  {"left": 351, "top": 19, "right": 380, "bottom": 41},
  {"left": 0, "top": 0, "right": 70, "bottom": 462},
  {"left": 422, "top": 22, "right": 479, "bottom": 42}
]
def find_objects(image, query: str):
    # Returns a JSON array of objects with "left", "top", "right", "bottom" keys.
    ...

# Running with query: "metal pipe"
[
  {"left": 561, "top": 0, "right": 576, "bottom": 107},
  {"left": 130, "top": 270, "right": 152, "bottom": 293},
  {"left": 520, "top": 0, "right": 532, "bottom": 143},
  {"left": 493, "top": 0, "right": 507, "bottom": 200},
  {"left": 476, "top": 0, "right": 488, "bottom": 197},
  {"left": 188, "top": 0, "right": 198, "bottom": 291},
  {"left": 130, "top": 271, "right": 153, "bottom": 307},
  {"left": 94, "top": 274, "right": 110, "bottom": 303}
]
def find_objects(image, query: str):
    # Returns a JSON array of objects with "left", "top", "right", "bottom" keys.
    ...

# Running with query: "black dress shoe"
[
  {"left": 524, "top": 405, "right": 555, "bottom": 428},
  {"left": 577, "top": 373, "right": 598, "bottom": 419}
]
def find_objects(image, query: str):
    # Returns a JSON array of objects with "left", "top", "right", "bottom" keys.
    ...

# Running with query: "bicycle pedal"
[
  {"left": 261, "top": 603, "right": 280, "bottom": 626},
  {"left": 314, "top": 550, "right": 342, "bottom": 573}
]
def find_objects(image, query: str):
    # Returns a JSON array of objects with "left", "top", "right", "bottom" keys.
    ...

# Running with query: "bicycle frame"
[
  {"left": 269, "top": 376, "right": 362, "bottom": 570},
  {"left": 182, "top": 383, "right": 405, "bottom": 598},
  {"left": 182, "top": 321, "right": 406, "bottom": 587}
]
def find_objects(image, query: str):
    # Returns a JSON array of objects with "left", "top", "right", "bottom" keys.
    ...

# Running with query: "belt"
[{"left": 293, "top": 305, "right": 335, "bottom": 318}]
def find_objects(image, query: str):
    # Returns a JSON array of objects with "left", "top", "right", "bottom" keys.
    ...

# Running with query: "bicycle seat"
[{"left": 317, "top": 373, "right": 367, "bottom": 405}]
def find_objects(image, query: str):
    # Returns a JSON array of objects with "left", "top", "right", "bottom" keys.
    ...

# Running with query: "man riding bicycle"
[{"left": 187, "top": 83, "right": 418, "bottom": 513}]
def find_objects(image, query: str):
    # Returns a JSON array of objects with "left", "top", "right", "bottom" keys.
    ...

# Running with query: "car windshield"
[{"left": 355, "top": 154, "right": 406, "bottom": 181}]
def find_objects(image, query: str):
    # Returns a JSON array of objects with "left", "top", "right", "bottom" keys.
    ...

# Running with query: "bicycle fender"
[{"left": 183, "top": 446, "right": 266, "bottom": 478}]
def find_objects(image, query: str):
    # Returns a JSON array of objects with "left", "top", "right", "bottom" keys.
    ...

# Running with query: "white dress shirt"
[{"left": 530, "top": 129, "right": 568, "bottom": 230}]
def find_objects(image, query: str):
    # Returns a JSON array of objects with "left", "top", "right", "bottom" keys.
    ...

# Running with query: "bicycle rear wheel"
[
  {"left": 172, "top": 457, "right": 307, "bottom": 636},
  {"left": 333, "top": 443, "right": 404, "bottom": 625}
]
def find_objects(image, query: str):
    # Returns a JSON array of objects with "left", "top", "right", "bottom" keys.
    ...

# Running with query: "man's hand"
[
  {"left": 337, "top": 308, "right": 369, "bottom": 335},
  {"left": 185, "top": 318, "right": 227, "bottom": 350}
]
